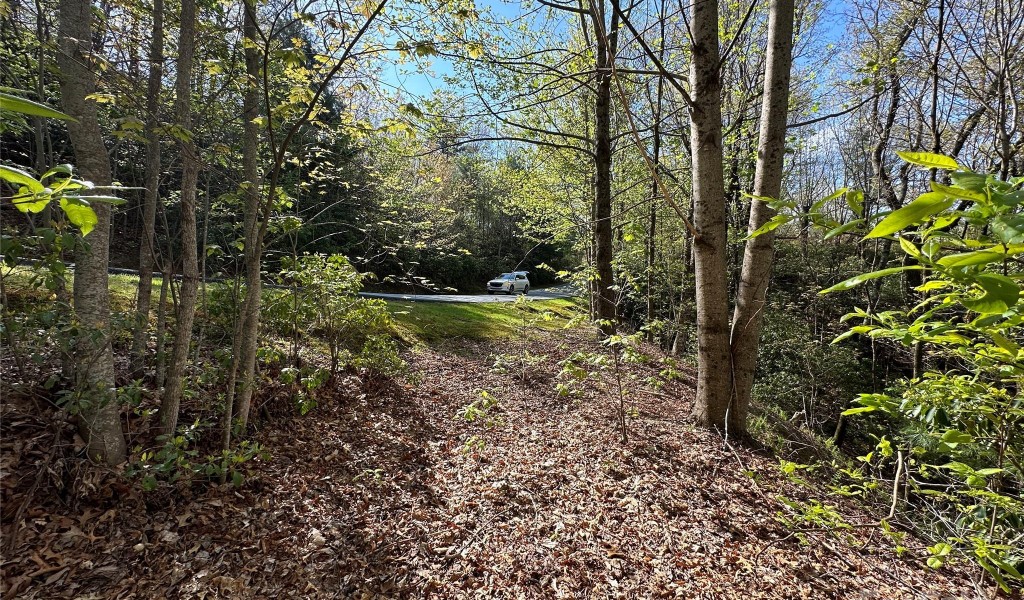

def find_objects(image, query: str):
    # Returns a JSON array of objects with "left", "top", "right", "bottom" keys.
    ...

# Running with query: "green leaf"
[
  {"left": 949, "top": 170, "right": 988, "bottom": 191},
  {"left": 40, "top": 164, "right": 74, "bottom": 181},
  {"left": 10, "top": 191, "right": 50, "bottom": 213},
  {"left": 865, "top": 192, "right": 955, "bottom": 239},
  {"left": 413, "top": 41, "right": 437, "bottom": 57},
  {"left": 979, "top": 558, "right": 1010, "bottom": 592},
  {"left": 899, "top": 236, "right": 922, "bottom": 259},
  {"left": 974, "top": 467, "right": 1005, "bottom": 477},
  {"left": 845, "top": 190, "right": 864, "bottom": 217},
  {"left": 841, "top": 406, "right": 877, "bottom": 416},
  {"left": 937, "top": 250, "right": 1007, "bottom": 268},
  {"left": 745, "top": 214, "right": 792, "bottom": 239},
  {"left": 926, "top": 541, "right": 952, "bottom": 569},
  {"left": 929, "top": 180, "right": 986, "bottom": 203},
  {"left": 939, "top": 429, "right": 973, "bottom": 446},
  {"left": 962, "top": 273, "right": 1019, "bottom": 314},
  {"left": 990, "top": 332, "right": 1019, "bottom": 355},
  {"left": 0, "top": 164, "right": 44, "bottom": 194},
  {"left": 991, "top": 215, "right": 1024, "bottom": 244},
  {"left": 820, "top": 265, "right": 924, "bottom": 294},
  {"left": 0, "top": 92, "right": 77, "bottom": 121},
  {"left": 823, "top": 219, "right": 864, "bottom": 240},
  {"left": 896, "top": 151, "right": 959, "bottom": 171},
  {"left": 809, "top": 187, "right": 847, "bottom": 213},
  {"left": 59, "top": 197, "right": 98, "bottom": 236}
]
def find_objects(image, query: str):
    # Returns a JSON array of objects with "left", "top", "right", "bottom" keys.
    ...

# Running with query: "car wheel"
[
  {"left": 506, "top": 288, "right": 513, "bottom": 295},
  {"left": 523, "top": 285, "right": 529, "bottom": 295}
]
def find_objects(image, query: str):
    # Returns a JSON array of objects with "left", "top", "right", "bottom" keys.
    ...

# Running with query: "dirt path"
[{"left": 2, "top": 330, "right": 980, "bottom": 599}]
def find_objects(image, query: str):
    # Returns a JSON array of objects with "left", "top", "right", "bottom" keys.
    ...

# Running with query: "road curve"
[
  {"left": 361, "top": 285, "right": 577, "bottom": 303},
  {"left": 3, "top": 257, "right": 577, "bottom": 304}
]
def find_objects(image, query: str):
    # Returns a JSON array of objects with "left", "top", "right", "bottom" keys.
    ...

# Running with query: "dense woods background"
[{"left": 1, "top": 0, "right": 1022, "bottom": 595}]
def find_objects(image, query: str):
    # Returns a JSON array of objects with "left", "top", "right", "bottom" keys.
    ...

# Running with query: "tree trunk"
[
  {"left": 130, "top": 0, "right": 164, "bottom": 378},
  {"left": 591, "top": 2, "right": 618, "bottom": 336},
  {"left": 224, "top": 0, "right": 263, "bottom": 445},
  {"left": 157, "top": 0, "right": 199, "bottom": 437},
  {"left": 647, "top": 15, "right": 664, "bottom": 340},
  {"left": 729, "top": 0, "right": 796, "bottom": 435},
  {"left": 688, "top": 0, "right": 731, "bottom": 429},
  {"left": 57, "top": 0, "right": 126, "bottom": 465}
]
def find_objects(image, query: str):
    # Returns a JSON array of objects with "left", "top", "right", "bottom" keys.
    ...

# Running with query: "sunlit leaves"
[
  {"left": 895, "top": 151, "right": 959, "bottom": 171},
  {"left": 745, "top": 214, "right": 793, "bottom": 239},
  {"left": 961, "top": 273, "right": 1019, "bottom": 314},
  {"left": 820, "top": 265, "right": 924, "bottom": 293},
  {"left": 59, "top": 197, "right": 98, "bottom": 236},
  {"left": 0, "top": 92, "right": 77, "bottom": 121},
  {"left": 466, "top": 42, "right": 484, "bottom": 59},
  {"left": 0, "top": 164, "right": 44, "bottom": 194},
  {"left": 865, "top": 192, "right": 955, "bottom": 239}
]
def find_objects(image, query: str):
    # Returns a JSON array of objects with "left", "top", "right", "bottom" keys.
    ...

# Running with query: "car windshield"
[{"left": 497, "top": 273, "right": 514, "bottom": 280}]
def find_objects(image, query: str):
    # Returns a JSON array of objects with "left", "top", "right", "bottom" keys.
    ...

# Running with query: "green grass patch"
[
  {"left": 1, "top": 265, "right": 162, "bottom": 311},
  {"left": 3, "top": 264, "right": 584, "bottom": 346},
  {"left": 387, "top": 297, "right": 582, "bottom": 344}
]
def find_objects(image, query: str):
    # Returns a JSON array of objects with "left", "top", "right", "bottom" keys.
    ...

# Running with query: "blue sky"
[{"left": 378, "top": 0, "right": 852, "bottom": 105}]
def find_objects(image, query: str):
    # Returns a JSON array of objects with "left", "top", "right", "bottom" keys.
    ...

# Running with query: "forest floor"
[{"left": 1, "top": 327, "right": 988, "bottom": 599}]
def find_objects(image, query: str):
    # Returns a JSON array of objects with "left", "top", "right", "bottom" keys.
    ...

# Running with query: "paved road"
[
  {"left": 4, "top": 257, "right": 577, "bottom": 304},
  {"left": 362, "top": 285, "right": 577, "bottom": 303}
]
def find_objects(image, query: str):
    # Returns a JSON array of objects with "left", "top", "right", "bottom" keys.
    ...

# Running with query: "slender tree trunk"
[
  {"left": 592, "top": 2, "right": 618, "bottom": 335},
  {"left": 57, "top": 0, "right": 126, "bottom": 464},
  {"left": 194, "top": 173, "right": 212, "bottom": 365},
  {"left": 729, "top": 0, "right": 796, "bottom": 435},
  {"left": 688, "top": 0, "right": 731, "bottom": 429},
  {"left": 155, "top": 272, "right": 169, "bottom": 390},
  {"left": 157, "top": 0, "right": 199, "bottom": 437},
  {"left": 224, "top": 0, "right": 263, "bottom": 446},
  {"left": 646, "top": 11, "right": 664, "bottom": 340},
  {"left": 131, "top": 0, "right": 164, "bottom": 378}
]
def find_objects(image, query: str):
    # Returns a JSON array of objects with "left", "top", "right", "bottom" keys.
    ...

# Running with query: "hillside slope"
[{"left": 2, "top": 329, "right": 980, "bottom": 598}]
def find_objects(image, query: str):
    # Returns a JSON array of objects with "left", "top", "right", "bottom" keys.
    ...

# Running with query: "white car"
[{"left": 487, "top": 271, "right": 530, "bottom": 295}]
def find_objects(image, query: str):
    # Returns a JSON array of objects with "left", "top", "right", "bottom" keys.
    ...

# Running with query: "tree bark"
[
  {"left": 224, "top": 0, "right": 263, "bottom": 443},
  {"left": 157, "top": 0, "right": 199, "bottom": 437},
  {"left": 130, "top": 0, "right": 164, "bottom": 378},
  {"left": 591, "top": 1, "right": 618, "bottom": 335},
  {"left": 729, "top": 0, "right": 796, "bottom": 435},
  {"left": 57, "top": 0, "right": 127, "bottom": 464},
  {"left": 688, "top": 0, "right": 732, "bottom": 429}
]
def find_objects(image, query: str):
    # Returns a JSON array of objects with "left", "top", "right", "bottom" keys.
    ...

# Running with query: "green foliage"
[
  {"left": 827, "top": 155, "right": 1023, "bottom": 591},
  {"left": 555, "top": 350, "right": 608, "bottom": 399},
  {"left": 0, "top": 96, "right": 124, "bottom": 234},
  {"left": 775, "top": 494, "right": 852, "bottom": 544},
  {"left": 281, "top": 365, "right": 330, "bottom": 415},
  {"left": 129, "top": 426, "right": 266, "bottom": 490},
  {"left": 490, "top": 349, "right": 547, "bottom": 380},
  {"left": 270, "top": 253, "right": 404, "bottom": 378},
  {"left": 459, "top": 389, "right": 501, "bottom": 425},
  {"left": 0, "top": 91, "right": 77, "bottom": 121},
  {"left": 752, "top": 299, "right": 866, "bottom": 437}
]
